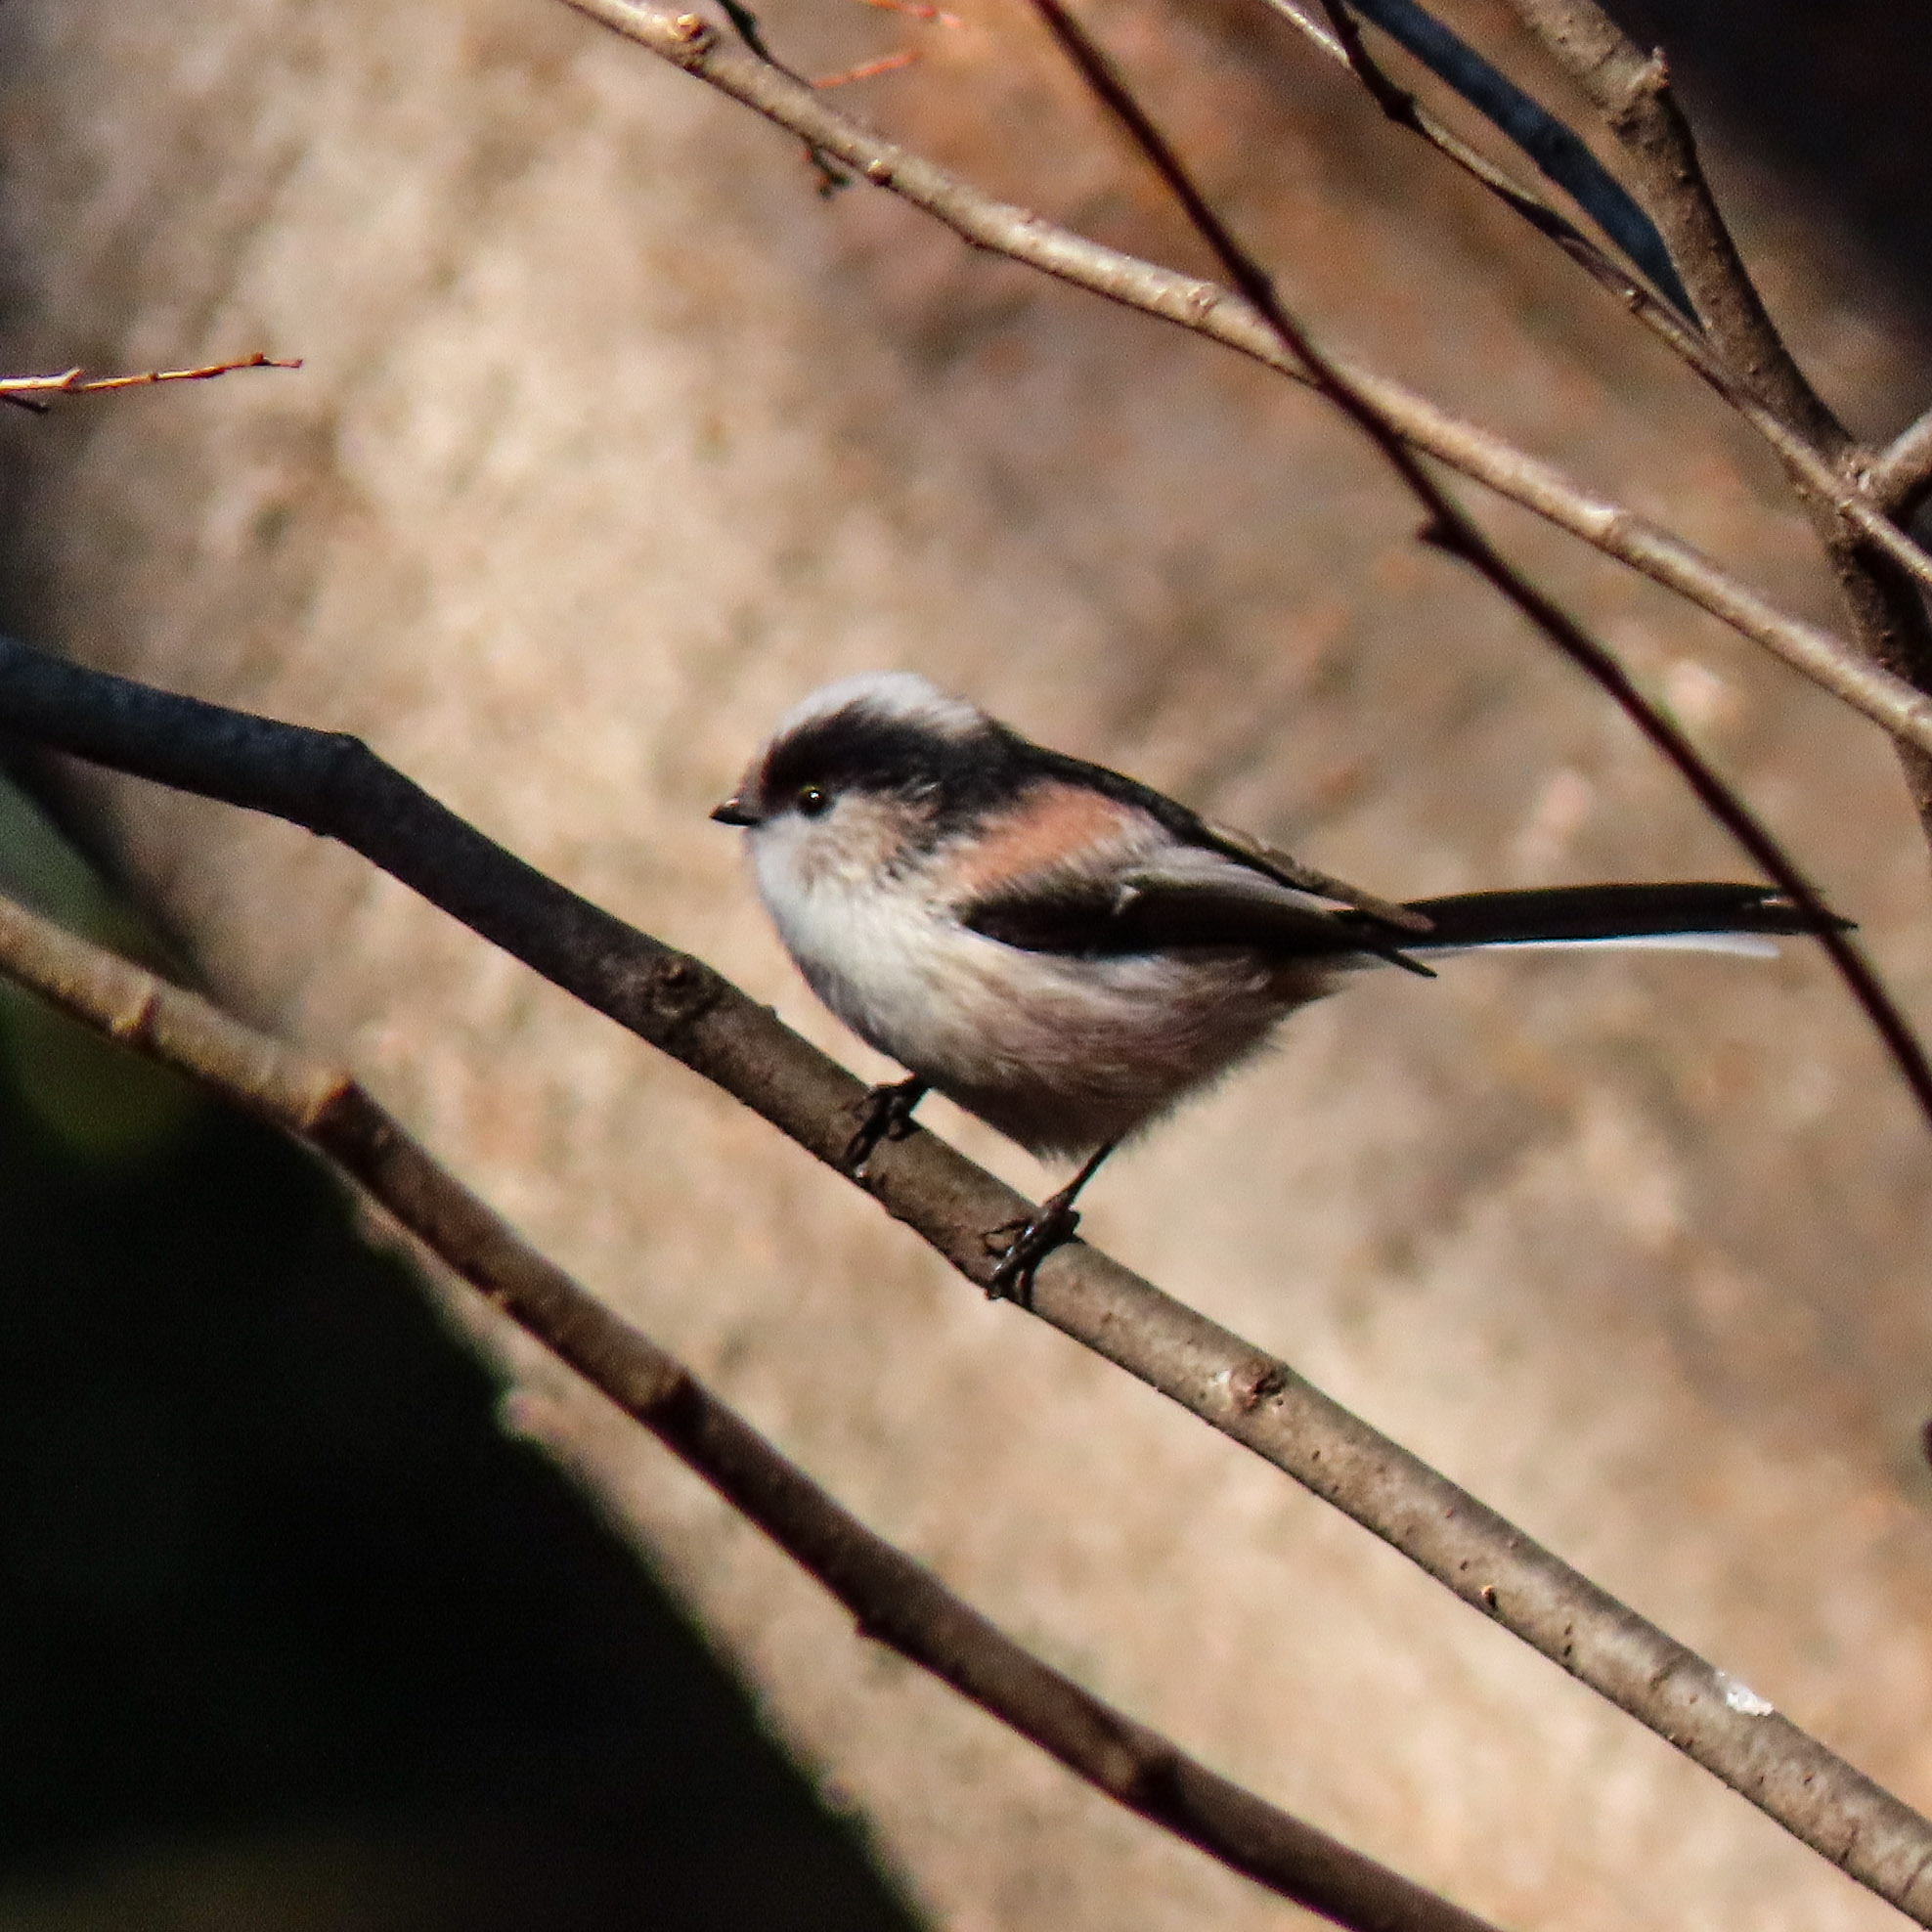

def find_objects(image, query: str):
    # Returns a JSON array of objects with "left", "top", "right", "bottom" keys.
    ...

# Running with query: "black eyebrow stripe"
[{"left": 762, "top": 704, "right": 1029, "bottom": 819}]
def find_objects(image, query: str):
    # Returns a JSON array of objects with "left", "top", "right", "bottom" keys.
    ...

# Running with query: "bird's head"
[{"left": 713, "top": 672, "right": 1013, "bottom": 889}]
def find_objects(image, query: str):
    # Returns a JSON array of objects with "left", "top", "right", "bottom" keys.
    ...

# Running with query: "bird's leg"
[
  {"left": 843, "top": 1076, "right": 929, "bottom": 1173},
  {"left": 987, "top": 1140, "right": 1119, "bottom": 1307}
]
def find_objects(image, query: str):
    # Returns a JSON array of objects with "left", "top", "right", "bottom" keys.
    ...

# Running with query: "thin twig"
[
  {"left": 859, "top": 0, "right": 962, "bottom": 26},
  {"left": 5, "top": 632, "right": 1932, "bottom": 1920},
  {"left": 813, "top": 47, "right": 919, "bottom": 87},
  {"left": 557, "top": 2, "right": 1932, "bottom": 769},
  {"left": 1866, "top": 408, "right": 1932, "bottom": 521},
  {"left": 1264, "top": 2, "right": 1932, "bottom": 612},
  {"left": 0, "top": 352, "right": 304, "bottom": 397},
  {"left": 0, "top": 352, "right": 300, "bottom": 417},
  {"left": 1425, "top": 549, "right": 1932, "bottom": 1125},
  {"left": 0, "top": 884, "right": 1501, "bottom": 1932}
]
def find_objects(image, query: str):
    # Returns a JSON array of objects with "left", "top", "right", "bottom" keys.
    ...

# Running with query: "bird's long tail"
[{"left": 1385, "top": 883, "right": 1847, "bottom": 957}]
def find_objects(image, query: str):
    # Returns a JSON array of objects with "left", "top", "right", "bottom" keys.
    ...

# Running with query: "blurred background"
[{"left": 0, "top": 778, "right": 917, "bottom": 1930}]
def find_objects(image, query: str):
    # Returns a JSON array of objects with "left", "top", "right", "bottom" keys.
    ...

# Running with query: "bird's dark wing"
[
  {"left": 1190, "top": 817, "right": 1433, "bottom": 934},
  {"left": 960, "top": 843, "right": 1431, "bottom": 970}
]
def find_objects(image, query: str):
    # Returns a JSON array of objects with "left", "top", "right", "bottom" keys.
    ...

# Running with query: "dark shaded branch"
[
  {"left": 1490, "top": 0, "right": 1839, "bottom": 452},
  {"left": 715, "top": 0, "right": 852, "bottom": 188},
  {"left": 5, "top": 633, "right": 1932, "bottom": 1920},
  {"left": 1260, "top": 0, "right": 1690, "bottom": 315},
  {"left": 556, "top": 4, "right": 1932, "bottom": 774},
  {"left": 0, "top": 885, "right": 1502, "bottom": 1932},
  {"left": 1330, "top": 0, "right": 1693, "bottom": 317}
]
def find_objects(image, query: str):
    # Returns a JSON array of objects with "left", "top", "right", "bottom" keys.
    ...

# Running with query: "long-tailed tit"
[{"left": 714, "top": 672, "right": 1843, "bottom": 1295}]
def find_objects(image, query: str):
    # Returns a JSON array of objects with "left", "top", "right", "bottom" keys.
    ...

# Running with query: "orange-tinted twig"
[
  {"left": 860, "top": 0, "right": 962, "bottom": 25},
  {"left": 0, "top": 352, "right": 301, "bottom": 404},
  {"left": 812, "top": 46, "right": 919, "bottom": 85}
]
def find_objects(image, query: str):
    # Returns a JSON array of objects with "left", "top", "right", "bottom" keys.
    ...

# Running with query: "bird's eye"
[{"left": 796, "top": 784, "right": 830, "bottom": 818}]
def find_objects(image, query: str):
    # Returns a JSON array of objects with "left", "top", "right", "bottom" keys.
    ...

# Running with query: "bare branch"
[
  {"left": 0, "top": 884, "right": 1502, "bottom": 1932},
  {"left": 1491, "top": 0, "right": 1840, "bottom": 453},
  {"left": 556, "top": 2, "right": 1932, "bottom": 771},
  {"left": 6, "top": 632, "right": 1932, "bottom": 1921}
]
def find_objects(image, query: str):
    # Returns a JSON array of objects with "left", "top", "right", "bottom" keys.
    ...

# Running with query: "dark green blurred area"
[{"left": 0, "top": 778, "right": 919, "bottom": 1932}]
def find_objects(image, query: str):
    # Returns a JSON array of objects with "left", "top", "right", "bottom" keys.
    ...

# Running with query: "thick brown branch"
[
  {"left": 5, "top": 635, "right": 1932, "bottom": 1921},
  {"left": 0, "top": 886, "right": 1500, "bottom": 1932},
  {"left": 557, "top": 0, "right": 1932, "bottom": 768},
  {"left": 1491, "top": 0, "right": 1840, "bottom": 452}
]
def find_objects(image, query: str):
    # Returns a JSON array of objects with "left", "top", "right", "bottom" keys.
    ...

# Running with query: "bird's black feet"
[
  {"left": 983, "top": 1139, "right": 1119, "bottom": 1306},
  {"left": 986, "top": 1189, "right": 1083, "bottom": 1307},
  {"left": 843, "top": 1076, "right": 928, "bottom": 1173}
]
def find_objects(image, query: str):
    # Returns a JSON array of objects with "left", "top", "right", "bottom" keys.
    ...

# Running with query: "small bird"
[{"left": 714, "top": 672, "right": 1842, "bottom": 1296}]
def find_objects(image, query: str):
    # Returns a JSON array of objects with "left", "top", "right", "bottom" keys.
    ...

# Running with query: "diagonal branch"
[
  {"left": 1262, "top": 0, "right": 1703, "bottom": 326},
  {"left": 0, "top": 884, "right": 1501, "bottom": 1932},
  {"left": 557, "top": 0, "right": 1932, "bottom": 770},
  {"left": 1267, "top": 0, "right": 1669, "bottom": 288},
  {"left": 5, "top": 632, "right": 1932, "bottom": 1921}
]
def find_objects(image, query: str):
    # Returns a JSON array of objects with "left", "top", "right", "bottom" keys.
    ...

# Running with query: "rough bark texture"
[{"left": 3, "top": 2, "right": 1932, "bottom": 1929}]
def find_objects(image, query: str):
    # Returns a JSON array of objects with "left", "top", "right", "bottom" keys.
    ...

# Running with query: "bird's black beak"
[{"left": 710, "top": 795, "right": 761, "bottom": 827}]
